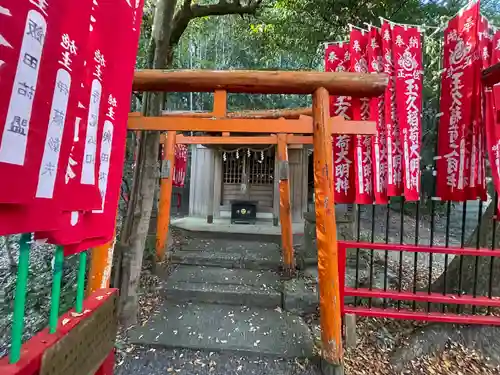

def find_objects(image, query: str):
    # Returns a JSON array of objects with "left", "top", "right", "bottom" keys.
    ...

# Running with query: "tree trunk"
[
  {"left": 116, "top": 0, "right": 262, "bottom": 327},
  {"left": 117, "top": 0, "right": 177, "bottom": 327}
]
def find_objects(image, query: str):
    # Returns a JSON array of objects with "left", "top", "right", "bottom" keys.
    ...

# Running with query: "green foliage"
[
  {"left": 131, "top": 0, "right": 500, "bottom": 195},
  {"left": 137, "top": 0, "right": 500, "bottom": 116}
]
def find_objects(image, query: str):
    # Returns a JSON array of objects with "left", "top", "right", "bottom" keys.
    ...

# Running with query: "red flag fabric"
[
  {"left": 485, "top": 85, "right": 500, "bottom": 213},
  {"left": 492, "top": 26, "right": 500, "bottom": 63},
  {"left": 473, "top": 16, "right": 491, "bottom": 200},
  {"left": 0, "top": 2, "right": 49, "bottom": 204},
  {"left": 381, "top": 21, "right": 404, "bottom": 197},
  {"left": 485, "top": 20, "right": 500, "bottom": 214},
  {"left": 34, "top": 0, "right": 113, "bottom": 244},
  {"left": 324, "top": 42, "right": 355, "bottom": 203},
  {"left": 392, "top": 24, "right": 423, "bottom": 201},
  {"left": 173, "top": 144, "right": 188, "bottom": 188},
  {"left": 0, "top": 0, "right": 93, "bottom": 235},
  {"left": 367, "top": 27, "right": 388, "bottom": 204},
  {"left": 62, "top": 0, "right": 144, "bottom": 255},
  {"left": 436, "top": 1, "right": 480, "bottom": 201},
  {"left": 349, "top": 28, "right": 373, "bottom": 204},
  {"left": 61, "top": 0, "right": 113, "bottom": 213},
  {"left": 486, "top": 76, "right": 500, "bottom": 219}
]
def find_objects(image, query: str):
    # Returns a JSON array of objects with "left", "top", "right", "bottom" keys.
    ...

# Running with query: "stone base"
[
  {"left": 283, "top": 278, "right": 318, "bottom": 315},
  {"left": 296, "top": 208, "right": 354, "bottom": 270},
  {"left": 321, "top": 359, "right": 344, "bottom": 375}
]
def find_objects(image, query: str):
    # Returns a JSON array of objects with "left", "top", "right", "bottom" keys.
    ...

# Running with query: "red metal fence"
[{"left": 338, "top": 199, "right": 500, "bottom": 326}]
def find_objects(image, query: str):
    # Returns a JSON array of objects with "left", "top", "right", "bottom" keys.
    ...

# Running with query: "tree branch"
[{"left": 169, "top": 0, "right": 262, "bottom": 47}]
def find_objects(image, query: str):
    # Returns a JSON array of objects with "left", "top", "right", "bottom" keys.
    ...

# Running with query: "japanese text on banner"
[
  {"left": 0, "top": 2, "right": 48, "bottom": 204},
  {"left": 392, "top": 24, "right": 423, "bottom": 201},
  {"left": 437, "top": 1, "right": 480, "bottom": 201},
  {"left": 381, "top": 21, "right": 404, "bottom": 197},
  {"left": 325, "top": 42, "right": 355, "bottom": 203},
  {"left": 350, "top": 28, "right": 374, "bottom": 204},
  {"left": 367, "top": 26, "right": 388, "bottom": 204}
]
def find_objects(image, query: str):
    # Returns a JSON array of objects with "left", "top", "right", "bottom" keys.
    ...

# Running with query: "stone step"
[
  {"left": 165, "top": 282, "right": 282, "bottom": 308},
  {"left": 171, "top": 237, "right": 283, "bottom": 270},
  {"left": 180, "top": 237, "right": 281, "bottom": 253},
  {"left": 170, "top": 249, "right": 282, "bottom": 270},
  {"left": 163, "top": 265, "right": 283, "bottom": 308},
  {"left": 127, "top": 301, "right": 315, "bottom": 358}
]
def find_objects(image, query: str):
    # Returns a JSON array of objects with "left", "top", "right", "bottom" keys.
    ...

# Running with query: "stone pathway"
[
  {"left": 115, "top": 347, "right": 320, "bottom": 375},
  {"left": 128, "top": 302, "right": 314, "bottom": 357},
  {"left": 126, "top": 236, "right": 316, "bottom": 359}
]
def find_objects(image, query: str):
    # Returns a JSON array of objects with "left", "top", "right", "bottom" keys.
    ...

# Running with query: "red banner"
[
  {"left": 485, "top": 21, "right": 500, "bottom": 213},
  {"left": 436, "top": 1, "right": 480, "bottom": 201},
  {"left": 473, "top": 16, "right": 491, "bottom": 200},
  {"left": 173, "top": 144, "right": 188, "bottom": 187},
  {"left": 62, "top": 1, "right": 113, "bottom": 213},
  {"left": 367, "top": 27, "right": 388, "bottom": 203},
  {"left": 381, "top": 21, "right": 403, "bottom": 197},
  {"left": 485, "top": 86, "right": 500, "bottom": 213},
  {"left": 492, "top": 27, "right": 500, "bottom": 63},
  {"left": 0, "top": 2, "right": 48, "bottom": 204},
  {"left": 34, "top": 0, "right": 112, "bottom": 244},
  {"left": 325, "top": 42, "right": 355, "bottom": 203},
  {"left": 392, "top": 24, "right": 423, "bottom": 201},
  {"left": 349, "top": 28, "right": 373, "bottom": 204},
  {"left": 0, "top": 1, "right": 93, "bottom": 235},
  {"left": 63, "top": 0, "right": 144, "bottom": 255}
]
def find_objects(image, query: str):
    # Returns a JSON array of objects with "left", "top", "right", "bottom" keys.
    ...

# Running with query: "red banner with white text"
[
  {"left": 324, "top": 42, "right": 355, "bottom": 203},
  {"left": 350, "top": 28, "right": 374, "bottom": 204},
  {"left": 173, "top": 144, "right": 188, "bottom": 187},
  {"left": 381, "top": 21, "right": 404, "bottom": 197},
  {"left": 63, "top": 0, "right": 144, "bottom": 255},
  {"left": 473, "top": 15, "right": 491, "bottom": 200},
  {"left": 0, "top": 0, "right": 93, "bottom": 235},
  {"left": 436, "top": 1, "right": 480, "bottom": 201},
  {"left": 485, "top": 86, "right": 500, "bottom": 213},
  {"left": 492, "top": 27, "right": 500, "bottom": 63},
  {"left": 392, "top": 24, "right": 423, "bottom": 201},
  {"left": 367, "top": 26, "right": 388, "bottom": 203},
  {"left": 35, "top": 0, "right": 114, "bottom": 244},
  {"left": 485, "top": 19, "right": 500, "bottom": 213},
  {"left": 0, "top": 1, "right": 50, "bottom": 204}
]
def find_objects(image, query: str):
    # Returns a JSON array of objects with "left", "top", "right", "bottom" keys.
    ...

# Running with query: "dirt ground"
[
  {"left": 344, "top": 317, "right": 500, "bottom": 375},
  {"left": 116, "top": 258, "right": 500, "bottom": 375}
]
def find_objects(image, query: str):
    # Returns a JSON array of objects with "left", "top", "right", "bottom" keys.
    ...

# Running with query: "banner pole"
[
  {"left": 49, "top": 246, "right": 64, "bottom": 333},
  {"left": 75, "top": 251, "right": 88, "bottom": 313},
  {"left": 9, "top": 233, "right": 31, "bottom": 364}
]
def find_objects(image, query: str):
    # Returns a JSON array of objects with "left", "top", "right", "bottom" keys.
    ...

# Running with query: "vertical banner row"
[
  {"left": 0, "top": 0, "right": 145, "bottom": 247},
  {"left": 324, "top": 22, "right": 423, "bottom": 204}
]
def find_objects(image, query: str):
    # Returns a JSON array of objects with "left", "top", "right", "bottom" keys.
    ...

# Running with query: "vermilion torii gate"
[
  {"left": 0, "top": 69, "right": 386, "bottom": 375},
  {"left": 127, "top": 69, "right": 388, "bottom": 374}
]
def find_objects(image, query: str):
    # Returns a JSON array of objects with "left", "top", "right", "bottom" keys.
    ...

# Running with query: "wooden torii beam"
[
  {"left": 128, "top": 112, "right": 376, "bottom": 135},
  {"left": 132, "top": 69, "right": 387, "bottom": 96},
  {"left": 128, "top": 69, "right": 388, "bottom": 374},
  {"left": 157, "top": 107, "right": 313, "bottom": 119}
]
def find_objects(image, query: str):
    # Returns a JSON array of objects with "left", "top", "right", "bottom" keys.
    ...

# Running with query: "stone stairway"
[{"left": 127, "top": 235, "right": 315, "bottom": 358}]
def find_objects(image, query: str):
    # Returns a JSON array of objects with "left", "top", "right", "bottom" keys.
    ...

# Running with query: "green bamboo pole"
[
  {"left": 49, "top": 246, "right": 64, "bottom": 334},
  {"left": 10, "top": 233, "right": 31, "bottom": 364},
  {"left": 75, "top": 251, "right": 87, "bottom": 313}
]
